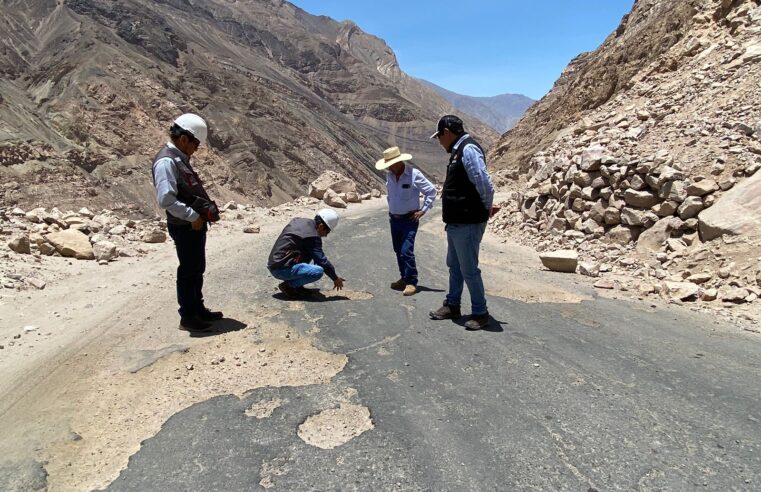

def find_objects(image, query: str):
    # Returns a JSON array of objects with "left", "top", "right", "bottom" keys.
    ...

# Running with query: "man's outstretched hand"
[
  {"left": 333, "top": 277, "right": 345, "bottom": 291},
  {"left": 412, "top": 210, "right": 426, "bottom": 221}
]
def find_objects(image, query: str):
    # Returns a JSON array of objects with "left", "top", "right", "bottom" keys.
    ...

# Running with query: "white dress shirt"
[{"left": 385, "top": 163, "right": 437, "bottom": 215}]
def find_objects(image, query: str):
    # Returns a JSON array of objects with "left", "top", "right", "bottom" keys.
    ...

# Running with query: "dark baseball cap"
[{"left": 430, "top": 115, "right": 464, "bottom": 139}]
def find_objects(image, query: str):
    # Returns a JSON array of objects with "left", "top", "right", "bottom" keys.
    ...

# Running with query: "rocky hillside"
[
  {"left": 0, "top": 0, "right": 496, "bottom": 216},
  {"left": 420, "top": 80, "right": 534, "bottom": 132},
  {"left": 488, "top": 0, "right": 761, "bottom": 319}
]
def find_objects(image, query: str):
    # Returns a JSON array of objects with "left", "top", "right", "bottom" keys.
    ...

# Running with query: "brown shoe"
[
  {"left": 429, "top": 302, "right": 461, "bottom": 320},
  {"left": 278, "top": 282, "right": 301, "bottom": 299},
  {"left": 403, "top": 284, "right": 417, "bottom": 296},
  {"left": 464, "top": 312, "right": 490, "bottom": 331},
  {"left": 390, "top": 279, "right": 405, "bottom": 291}
]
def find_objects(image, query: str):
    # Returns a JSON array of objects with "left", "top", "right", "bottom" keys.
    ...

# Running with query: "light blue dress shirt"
[
  {"left": 452, "top": 134, "right": 495, "bottom": 211},
  {"left": 385, "top": 163, "right": 437, "bottom": 215}
]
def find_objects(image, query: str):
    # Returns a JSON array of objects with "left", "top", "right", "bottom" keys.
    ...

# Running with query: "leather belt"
[{"left": 389, "top": 211, "right": 415, "bottom": 219}]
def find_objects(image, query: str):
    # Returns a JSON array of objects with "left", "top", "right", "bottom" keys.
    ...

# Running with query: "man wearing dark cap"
[{"left": 428, "top": 115, "right": 498, "bottom": 330}]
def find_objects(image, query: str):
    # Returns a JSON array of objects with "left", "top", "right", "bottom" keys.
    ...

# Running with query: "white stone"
[
  {"left": 142, "top": 229, "right": 167, "bottom": 243},
  {"left": 323, "top": 189, "right": 348, "bottom": 209},
  {"left": 93, "top": 241, "right": 118, "bottom": 261},
  {"left": 539, "top": 250, "right": 579, "bottom": 273},
  {"left": 46, "top": 229, "right": 95, "bottom": 260}
]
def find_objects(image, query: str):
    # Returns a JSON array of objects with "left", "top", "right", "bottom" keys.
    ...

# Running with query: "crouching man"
[{"left": 267, "top": 209, "right": 345, "bottom": 298}]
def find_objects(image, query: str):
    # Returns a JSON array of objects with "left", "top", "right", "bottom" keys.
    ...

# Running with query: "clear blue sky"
[{"left": 289, "top": 1, "right": 633, "bottom": 100}]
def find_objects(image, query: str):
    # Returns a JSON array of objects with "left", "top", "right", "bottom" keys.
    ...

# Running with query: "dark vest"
[
  {"left": 442, "top": 136, "right": 489, "bottom": 224},
  {"left": 151, "top": 145, "right": 211, "bottom": 225},
  {"left": 267, "top": 218, "right": 321, "bottom": 270}
]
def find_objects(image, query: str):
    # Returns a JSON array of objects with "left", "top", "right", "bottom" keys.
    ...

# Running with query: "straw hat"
[{"left": 375, "top": 146, "right": 413, "bottom": 170}]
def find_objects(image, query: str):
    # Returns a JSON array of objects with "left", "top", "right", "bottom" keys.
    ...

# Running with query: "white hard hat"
[
  {"left": 173, "top": 113, "right": 208, "bottom": 146},
  {"left": 317, "top": 208, "right": 339, "bottom": 231}
]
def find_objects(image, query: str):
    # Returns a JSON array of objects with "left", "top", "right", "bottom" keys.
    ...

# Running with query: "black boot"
[
  {"left": 198, "top": 307, "right": 224, "bottom": 321},
  {"left": 180, "top": 316, "right": 212, "bottom": 333},
  {"left": 278, "top": 282, "right": 301, "bottom": 299}
]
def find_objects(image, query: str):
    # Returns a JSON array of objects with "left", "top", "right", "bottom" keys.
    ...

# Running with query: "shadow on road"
[
  {"left": 415, "top": 285, "right": 445, "bottom": 293},
  {"left": 190, "top": 318, "right": 248, "bottom": 338},
  {"left": 271, "top": 292, "right": 350, "bottom": 302},
  {"left": 453, "top": 314, "right": 506, "bottom": 333}
]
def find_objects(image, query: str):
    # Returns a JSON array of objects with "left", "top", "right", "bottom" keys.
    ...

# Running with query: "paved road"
[{"left": 105, "top": 208, "right": 761, "bottom": 491}]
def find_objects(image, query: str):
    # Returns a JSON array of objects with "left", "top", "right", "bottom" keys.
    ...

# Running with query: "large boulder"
[
  {"left": 93, "top": 241, "right": 118, "bottom": 261},
  {"left": 142, "top": 229, "right": 167, "bottom": 243},
  {"left": 8, "top": 236, "right": 31, "bottom": 254},
  {"left": 46, "top": 229, "right": 95, "bottom": 260},
  {"left": 308, "top": 171, "right": 357, "bottom": 199},
  {"left": 605, "top": 225, "right": 640, "bottom": 245},
  {"left": 636, "top": 218, "right": 671, "bottom": 254},
  {"left": 661, "top": 281, "right": 700, "bottom": 302},
  {"left": 323, "top": 189, "right": 348, "bottom": 208},
  {"left": 624, "top": 189, "right": 660, "bottom": 209},
  {"left": 698, "top": 171, "right": 761, "bottom": 241},
  {"left": 539, "top": 250, "right": 578, "bottom": 273},
  {"left": 677, "top": 196, "right": 704, "bottom": 220},
  {"left": 686, "top": 179, "right": 719, "bottom": 197},
  {"left": 345, "top": 191, "right": 361, "bottom": 203}
]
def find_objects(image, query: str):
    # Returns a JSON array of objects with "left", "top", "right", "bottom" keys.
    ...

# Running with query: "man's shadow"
[
  {"left": 453, "top": 314, "right": 506, "bottom": 333},
  {"left": 190, "top": 318, "right": 248, "bottom": 338},
  {"left": 415, "top": 285, "right": 445, "bottom": 293},
  {"left": 272, "top": 290, "right": 350, "bottom": 302}
]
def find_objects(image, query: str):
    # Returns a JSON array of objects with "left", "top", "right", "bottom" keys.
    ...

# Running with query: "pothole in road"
[
  {"left": 317, "top": 290, "right": 374, "bottom": 301},
  {"left": 487, "top": 285, "right": 591, "bottom": 304},
  {"left": 246, "top": 397, "right": 284, "bottom": 419},
  {"left": 297, "top": 403, "right": 374, "bottom": 449}
]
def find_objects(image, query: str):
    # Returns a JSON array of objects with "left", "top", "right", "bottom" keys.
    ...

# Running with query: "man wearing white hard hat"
[
  {"left": 267, "top": 209, "right": 345, "bottom": 299},
  {"left": 152, "top": 113, "right": 222, "bottom": 333},
  {"left": 375, "top": 146, "right": 437, "bottom": 296}
]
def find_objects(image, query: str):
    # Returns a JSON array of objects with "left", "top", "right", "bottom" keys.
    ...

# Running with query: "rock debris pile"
[{"left": 488, "top": 0, "right": 761, "bottom": 325}]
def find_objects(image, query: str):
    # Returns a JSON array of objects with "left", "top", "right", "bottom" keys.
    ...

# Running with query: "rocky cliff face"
[
  {"left": 0, "top": 0, "right": 496, "bottom": 216},
  {"left": 488, "top": 0, "right": 761, "bottom": 316}
]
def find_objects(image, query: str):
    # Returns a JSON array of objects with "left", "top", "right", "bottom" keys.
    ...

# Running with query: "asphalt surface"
[{"left": 102, "top": 208, "right": 761, "bottom": 491}]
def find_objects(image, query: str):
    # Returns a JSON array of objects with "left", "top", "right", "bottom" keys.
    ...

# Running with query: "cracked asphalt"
[{"left": 102, "top": 207, "right": 761, "bottom": 491}]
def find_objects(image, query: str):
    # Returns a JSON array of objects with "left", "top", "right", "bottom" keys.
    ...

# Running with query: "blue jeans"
[
  {"left": 167, "top": 222, "right": 207, "bottom": 319},
  {"left": 446, "top": 222, "right": 488, "bottom": 315},
  {"left": 270, "top": 263, "right": 324, "bottom": 288},
  {"left": 390, "top": 215, "right": 419, "bottom": 286}
]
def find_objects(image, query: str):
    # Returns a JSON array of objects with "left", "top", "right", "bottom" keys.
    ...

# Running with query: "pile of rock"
[
  {"left": 492, "top": 132, "right": 761, "bottom": 311},
  {"left": 2, "top": 206, "right": 165, "bottom": 266},
  {"left": 515, "top": 141, "right": 758, "bottom": 250},
  {"left": 486, "top": 0, "right": 761, "bottom": 323},
  {"left": 308, "top": 171, "right": 381, "bottom": 209}
]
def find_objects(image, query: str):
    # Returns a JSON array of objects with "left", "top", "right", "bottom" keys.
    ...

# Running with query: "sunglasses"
[{"left": 180, "top": 131, "right": 200, "bottom": 147}]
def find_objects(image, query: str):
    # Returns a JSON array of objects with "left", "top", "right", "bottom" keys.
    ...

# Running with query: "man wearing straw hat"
[{"left": 375, "top": 146, "right": 437, "bottom": 296}]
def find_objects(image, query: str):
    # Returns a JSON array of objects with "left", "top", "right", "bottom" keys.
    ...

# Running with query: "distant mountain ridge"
[{"left": 420, "top": 80, "right": 535, "bottom": 133}]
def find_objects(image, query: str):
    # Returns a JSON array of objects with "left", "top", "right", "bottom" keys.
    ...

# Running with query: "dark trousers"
[
  {"left": 389, "top": 215, "right": 419, "bottom": 286},
  {"left": 167, "top": 222, "right": 207, "bottom": 319}
]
